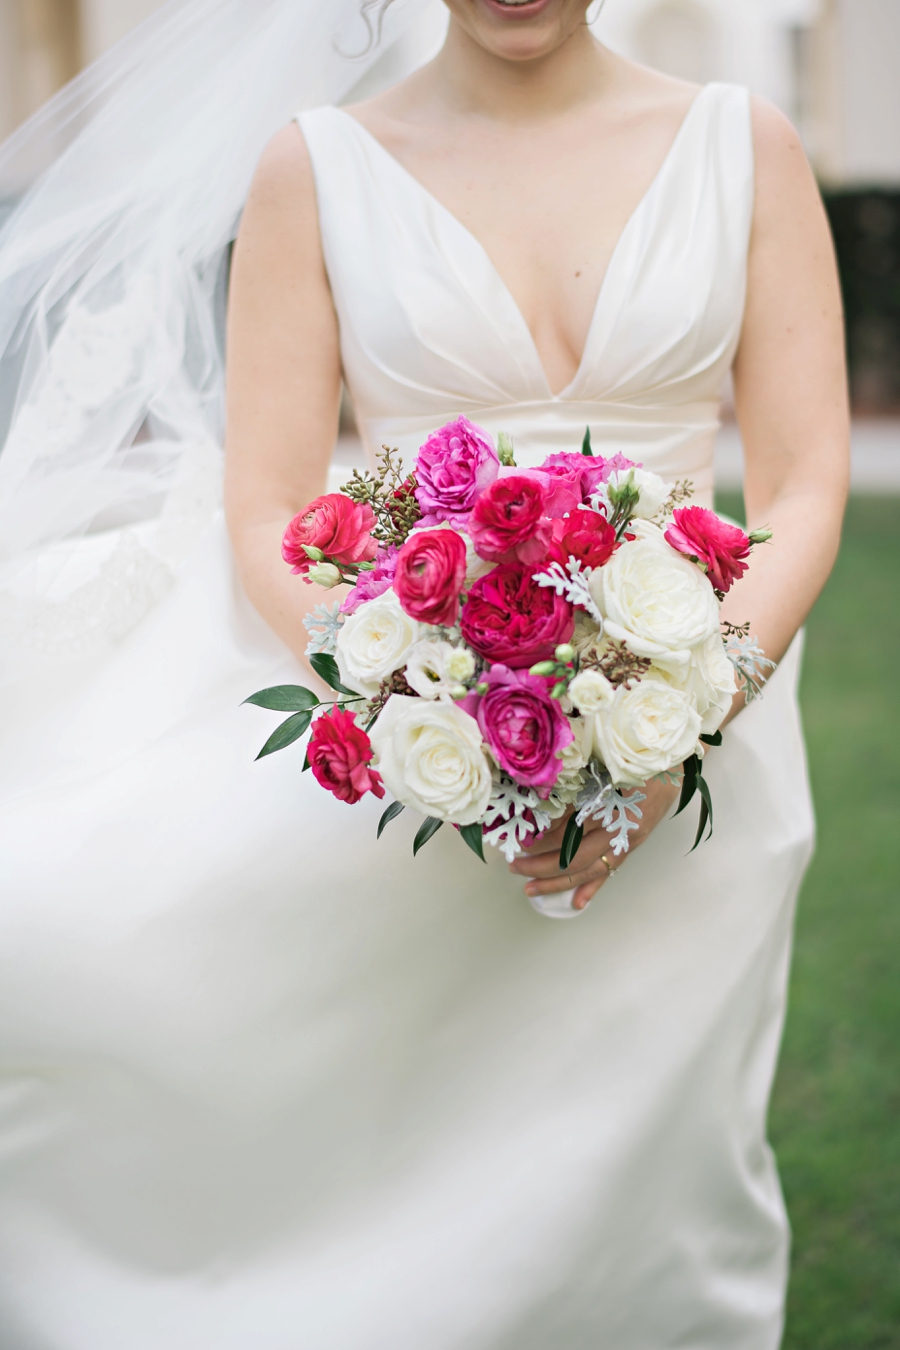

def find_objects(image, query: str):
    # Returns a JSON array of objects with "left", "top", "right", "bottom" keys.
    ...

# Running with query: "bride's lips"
[{"left": 480, "top": 0, "right": 556, "bottom": 19}]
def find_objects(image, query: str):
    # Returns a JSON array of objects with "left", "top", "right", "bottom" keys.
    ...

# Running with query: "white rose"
[
  {"left": 589, "top": 530, "right": 719, "bottom": 666},
  {"left": 405, "top": 639, "right": 473, "bottom": 701},
  {"left": 335, "top": 591, "right": 419, "bottom": 697},
  {"left": 653, "top": 633, "right": 737, "bottom": 735},
  {"left": 369, "top": 696, "right": 493, "bottom": 825},
  {"left": 590, "top": 679, "right": 701, "bottom": 786},
  {"left": 568, "top": 668, "right": 616, "bottom": 715},
  {"left": 607, "top": 467, "right": 670, "bottom": 519}
]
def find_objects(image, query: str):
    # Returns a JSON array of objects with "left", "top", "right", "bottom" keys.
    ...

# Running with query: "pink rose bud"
[
  {"left": 393, "top": 528, "right": 468, "bottom": 628},
  {"left": 664, "top": 506, "right": 752, "bottom": 594},
  {"left": 282, "top": 494, "right": 377, "bottom": 578},
  {"left": 307, "top": 706, "right": 385, "bottom": 805}
]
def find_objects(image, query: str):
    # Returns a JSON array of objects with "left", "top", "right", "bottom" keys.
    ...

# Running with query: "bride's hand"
[{"left": 509, "top": 776, "right": 682, "bottom": 911}]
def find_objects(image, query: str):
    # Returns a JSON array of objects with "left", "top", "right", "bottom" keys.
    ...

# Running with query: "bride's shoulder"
[{"left": 748, "top": 95, "right": 819, "bottom": 220}]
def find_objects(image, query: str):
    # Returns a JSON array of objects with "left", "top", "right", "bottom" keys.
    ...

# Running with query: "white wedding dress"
[{"left": 0, "top": 83, "right": 814, "bottom": 1349}]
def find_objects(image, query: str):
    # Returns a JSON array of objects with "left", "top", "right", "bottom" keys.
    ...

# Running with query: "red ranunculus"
[
  {"left": 475, "top": 664, "right": 573, "bottom": 787},
  {"left": 307, "top": 706, "right": 385, "bottom": 805},
  {"left": 665, "top": 506, "right": 751, "bottom": 594},
  {"left": 468, "top": 474, "right": 554, "bottom": 564},
  {"left": 394, "top": 528, "right": 468, "bottom": 627},
  {"left": 282, "top": 494, "right": 377, "bottom": 576},
  {"left": 549, "top": 510, "right": 618, "bottom": 570},
  {"left": 460, "top": 562, "right": 574, "bottom": 668}
]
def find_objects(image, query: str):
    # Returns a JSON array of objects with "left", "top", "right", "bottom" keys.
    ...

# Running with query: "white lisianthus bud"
[
  {"left": 302, "top": 545, "right": 326, "bottom": 562},
  {"left": 369, "top": 697, "right": 493, "bottom": 825},
  {"left": 607, "top": 467, "right": 670, "bottom": 520},
  {"left": 590, "top": 680, "right": 701, "bottom": 786},
  {"left": 568, "top": 668, "right": 616, "bottom": 714},
  {"left": 335, "top": 592, "right": 419, "bottom": 697},
  {"left": 449, "top": 684, "right": 468, "bottom": 701},
  {"left": 307, "top": 561, "right": 342, "bottom": 588}
]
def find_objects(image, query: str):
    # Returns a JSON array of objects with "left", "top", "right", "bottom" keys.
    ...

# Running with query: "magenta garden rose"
[
  {"left": 393, "top": 528, "right": 468, "bottom": 628},
  {"left": 460, "top": 561, "right": 575, "bottom": 668},
  {"left": 665, "top": 506, "right": 751, "bottom": 594},
  {"left": 414, "top": 417, "right": 500, "bottom": 524},
  {"left": 474, "top": 664, "right": 573, "bottom": 788},
  {"left": 467, "top": 474, "right": 553, "bottom": 564}
]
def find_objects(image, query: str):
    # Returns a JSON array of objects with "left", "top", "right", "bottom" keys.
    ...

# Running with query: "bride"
[{"left": 0, "top": 0, "right": 848, "bottom": 1345}]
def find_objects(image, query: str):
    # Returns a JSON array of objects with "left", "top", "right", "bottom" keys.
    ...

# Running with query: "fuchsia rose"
[
  {"left": 461, "top": 562, "right": 575, "bottom": 668},
  {"left": 665, "top": 505, "right": 751, "bottom": 594},
  {"left": 414, "top": 417, "right": 500, "bottom": 524},
  {"left": 475, "top": 664, "right": 573, "bottom": 788},
  {"left": 468, "top": 474, "right": 554, "bottom": 564},
  {"left": 341, "top": 546, "right": 398, "bottom": 615},
  {"left": 529, "top": 453, "right": 591, "bottom": 515},
  {"left": 282, "top": 494, "right": 377, "bottom": 576},
  {"left": 549, "top": 509, "right": 618, "bottom": 570},
  {"left": 307, "top": 707, "right": 385, "bottom": 805},
  {"left": 394, "top": 528, "right": 468, "bottom": 628}
]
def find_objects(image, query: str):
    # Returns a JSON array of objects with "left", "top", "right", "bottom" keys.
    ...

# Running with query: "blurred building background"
[{"left": 1, "top": 0, "right": 898, "bottom": 411}]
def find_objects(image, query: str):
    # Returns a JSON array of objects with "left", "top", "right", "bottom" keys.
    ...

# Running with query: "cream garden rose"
[
  {"left": 335, "top": 591, "right": 419, "bottom": 697},
  {"left": 370, "top": 696, "right": 493, "bottom": 824},
  {"left": 653, "top": 633, "right": 738, "bottom": 735},
  {"left": 568, "top": 668, "right": 615, "bottom": 715},
  {"left": 589, "top": 523, "right": 719, "bottom": 665},
  {"left": 589, "top": 679, "right": 702, "bottom": 786}
]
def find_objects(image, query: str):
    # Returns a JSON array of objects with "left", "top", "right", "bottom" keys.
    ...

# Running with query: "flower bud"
[
  {"left": 302, "top": 545, "right": 326, "bottom": 562},
  {"left": 529, "top": 660, "right": 557, "bottom": 677},
  {"left": 475, "top": 682, "right": 489, "bottom": 696},
  {"left": 554, "top": 643, "right": 576, "bottom": 664},
  {"left": 550, "top": 681, "right": 568, "bottom": 700},
  {"left": 307, "top": 562, "right": 343, "bottom": 589},
  {"left": 449, "top": 684, "right": 469, "bottom": 701},
  {"left": 497, "top": 431, "right": 517, "bottom": 467},
  {"left": 748, "top": 527, "right": 773, "bottom": 545}
]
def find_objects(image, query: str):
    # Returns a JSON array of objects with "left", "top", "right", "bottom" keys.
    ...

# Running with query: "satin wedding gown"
[{"left": 0, "top": 83, "right": 814, "bottom": 1349}]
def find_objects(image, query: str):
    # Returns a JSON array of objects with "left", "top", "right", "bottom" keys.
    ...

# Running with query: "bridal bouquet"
[{"left": 247, "top": 419, "right": 772, "bottom": 868}]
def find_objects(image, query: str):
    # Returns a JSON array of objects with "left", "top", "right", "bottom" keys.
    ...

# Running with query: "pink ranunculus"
[
  {"left": 475, "top": 664, "right": 573, "bottom": 788},
  {"left": 307, "top": 706, "right": 385, "bottom": 805},
  {"left": 665, "top": 505, "right": 752, "bottom": 594},
  {"left": 341, "top": 545, "right": 399, "bottom": 615},
  {"left": 393, "top": 528, "right": 468, "bottom": 628},
  {"left": 282, "top": 494, "right": 377, "bottom": 577},
  {"left": 460, "top": 562, "right": 575, "bottom": 668},
  {"left": 468, "top": 474, "right": 554, "bottom": 564},
  {"left": 414, "top": 417, "right": 500, "bottom": 524},
  {"left": 548, "top": 509, "right": 618, "bottom": 570}
]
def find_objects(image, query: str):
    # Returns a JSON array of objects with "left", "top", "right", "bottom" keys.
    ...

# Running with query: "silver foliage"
[
  {"left": 724, "top": 632, "right": 776, "bottom": 701},
  {"left": 532, "top": 557, "right": 604, "bottom": 626},
  {"left": 575, "top": 764, "right": 646, "bottom": 856},
  {"left": 482, "top": 778, "right": 554, "bottom": 864},
  {"left": 303, "top": 602, "right": 345, "bottom": 656}
]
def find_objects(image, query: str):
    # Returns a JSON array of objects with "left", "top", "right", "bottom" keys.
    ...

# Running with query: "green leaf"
[
  {"left": 459, "top": 821, "right": 486, "bottom": 863},
  {"left": 244, "top": 685, "right": 319, "bottom": 712},
  {"left": 581, "top": 425, "right": 594, "bottom": 457},
  {"left": 700, "top": 730, "right": 723, "bottom": 747},
  {"left": 255, "top": 710, "right": 313, "bottom": 760},
  {"left": 309, "top": 653, "right": 359, "bottom": 698},
  {"left": 413, "top": 816, "right": 444, "bottom": 856},
  {"left": 688, "top": 775, "right": 715, "bottom": 852},
  {"left": 377, "top": 801, "right": 405, "bottom": 838},
  {"left": 302, "top": 751, "right": 311, "bottom": 772},
  {"left": 674, "top": 754, "right": 700, "bottom": 817},
  {"left": 560, "top": 815, "right": 584, "bottom": 871}
]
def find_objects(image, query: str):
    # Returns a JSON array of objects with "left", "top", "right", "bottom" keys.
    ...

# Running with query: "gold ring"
[{"left": 601, "top": 853, "right": 617, "bottom": 879}]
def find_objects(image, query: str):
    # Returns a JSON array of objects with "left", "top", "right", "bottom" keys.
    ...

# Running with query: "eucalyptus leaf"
[
  {"left": 244, "top": 685, "right": 319, "bottom": 712},
  {"left": 255, "top": 710, "right": 312, "bottom": 760},
  {"left": 690, "top": 776, "right": 715, "bottom": 851},
  {"left": 581, "top": 425, "right": 594, "bottom": 457},
  {"left": 413, "top": 817, "right": 443, "bottom": 856},
  {"left": 309, "top": 652, "right": 359, "bottom": 698},
  {"left": 459, "top": 822, "right": 486, "bottom": 863},
  {"left": 377, "top": 801, "right": 405, "bottom": 839},
  {"left": 674, "top": 754, "right": 700, "bottom": 817},
  {"left": 302, "top": 751, "right": 311, "bottom": 772},
  {"left": 700, "top": 730, "right": 723, "bottom": 747},
  {"left": 560, "top": 815, "right": 584, "bottom": 871}
]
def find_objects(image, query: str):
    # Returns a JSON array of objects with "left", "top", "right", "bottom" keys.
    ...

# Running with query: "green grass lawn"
[{"left": 718, "top": 493, "right": 900, "bottom": 1348}]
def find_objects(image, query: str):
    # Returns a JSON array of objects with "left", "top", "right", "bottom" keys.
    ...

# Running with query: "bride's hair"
[{"left": 359, "top": 0, "right": 394, "bottom": 49}]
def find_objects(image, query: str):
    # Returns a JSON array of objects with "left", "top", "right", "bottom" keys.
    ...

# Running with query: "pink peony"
[
  {"left": 460, "top": 562, "right": 575, "bottom": 668},
  {"left": 474, "top": 664, "right": 573, "bottom": 788},
  {"left": 414, "top": 417, "right": 500, "bottom": 524},
  {"left": 665, "top": 506, "right": 751, "bottom": 594},
  {"left": 341, "top": 546, "right": 398, "bottom": 615},
  {"left": 307, "top": 707, "right": 385, "bottom": 805},
  {"left": 282, "top": 494, "right": 377, "bottom": 577},
  {"left": 468, "top": 474, "right": 554, "bottom": 564},
  {"left": 393, "top": 528, "right": 468, "bottom": 628},
  {"left": 548, "top": 509, "right": 618, "bottom": 570}
]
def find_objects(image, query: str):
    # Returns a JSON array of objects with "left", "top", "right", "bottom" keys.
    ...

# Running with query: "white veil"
[{"left": 0, "top": 0, "right": 446, "bottom": 681}]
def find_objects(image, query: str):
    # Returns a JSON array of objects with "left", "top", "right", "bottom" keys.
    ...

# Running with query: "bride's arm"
[
  {"left": 224, "top": 124, "right": 343, "bottom": 671},
  {"left": 514, "top": 97, "right": 850, "bottom": 907},
  {"left": 720, "top": 96, "right": 850, "bottom": 713}
]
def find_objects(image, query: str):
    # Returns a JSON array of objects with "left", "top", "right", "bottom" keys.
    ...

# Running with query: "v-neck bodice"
[{"left": 298, "top": 84, "right": 753, "bottom": 505}]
